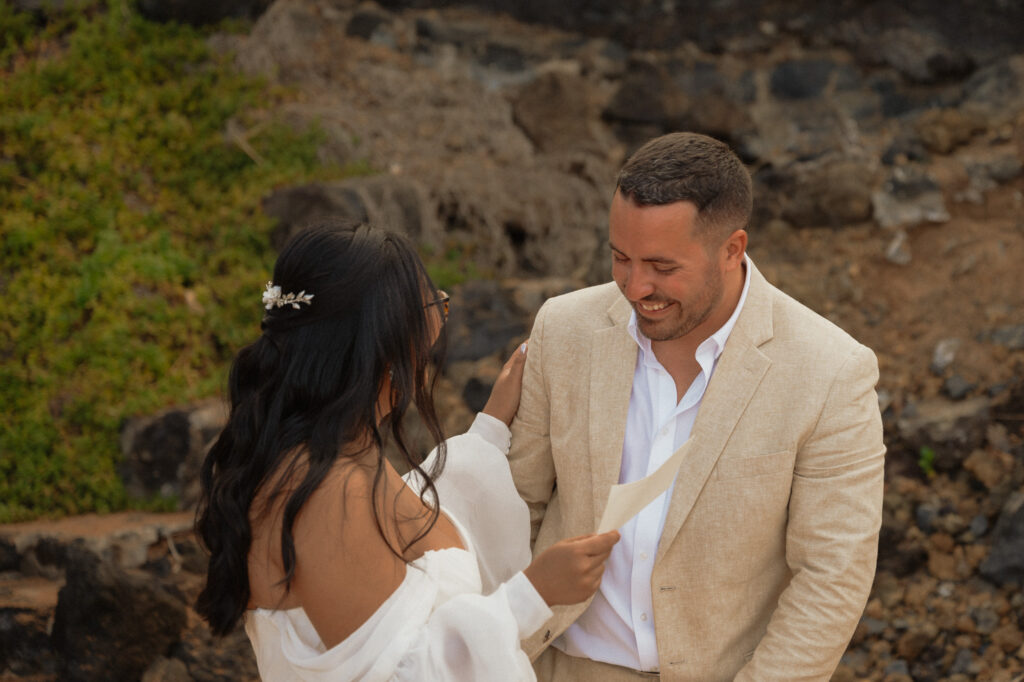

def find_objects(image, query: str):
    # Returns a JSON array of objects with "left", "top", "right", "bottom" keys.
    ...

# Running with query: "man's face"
[{"left": 609, "top": 191, "right": 725, "bottom": 343}]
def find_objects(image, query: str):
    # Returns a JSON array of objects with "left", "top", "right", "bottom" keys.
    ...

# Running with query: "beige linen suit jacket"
[{"left": 509, "top": 259, "right": 885, "bottom": 682}]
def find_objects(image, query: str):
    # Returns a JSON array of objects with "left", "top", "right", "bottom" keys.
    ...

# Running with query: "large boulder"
[
  {"left": 262, "top": 176, "right": 426, "bottom": 250},
  {"left": 895, "top": 396, "right": 991, "bottom": 472},
  {"left": 759, "top": 155, "right": 879, "bottom": 228},
  {"left": 511, "top": 68, "right": 613, "bottom": 155},
  {"left": 169, "top": 622, "right": 260, "bottom": 682},
  {"left": 871, "top": 27, "right": 974, "bottom": 84},
  {"left": 51, "top": 548, "right": 188, "bottom": 682},
  {"left": 239, "top": 1, "right": 614, "bottom": 282},
  {"left": 960, "top": 55, "right": 1024, "bottom": 129},
  {"left": 446, "top": 280, "right": 528, "bottom": 363},
  {"left": 769, "top": 58, "right": 837, "bottom": 100},
  {"left": 235, "top": 0, "right": 352, "bottom": 84},
  {"left": 980, "top": 493, "right": 1024, "bottom": 587},
  {"left": 120, "top": 400, "right": 228, "bottom": 510},
  {"left": 603, "top": 56, "right": 755, "bottom": 151},
  {"left": 913, "top": 108, "right": 985, "bottom": 155},
  {"left": 428, "top": 161, "right": 610, "bottom": 282},
  {"left": 835, "top": 20, "right": 975, "bottom": 85},
  {"left": 827, "top": 0, "right": 1024, "bottom": 70},
  {"left": 0, "top": 575, "right": 59, "bottom": 678}
]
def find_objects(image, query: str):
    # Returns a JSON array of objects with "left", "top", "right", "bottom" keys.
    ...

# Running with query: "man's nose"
[{"left": 623, "top": 267, "right": 654, "bottom": 302}]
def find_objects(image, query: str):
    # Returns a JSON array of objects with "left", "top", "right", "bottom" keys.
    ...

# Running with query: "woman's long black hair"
[{"left": 194, "top": 220, "right": 447, "bottom": 636}]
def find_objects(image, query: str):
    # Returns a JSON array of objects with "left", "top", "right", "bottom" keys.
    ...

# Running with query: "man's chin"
[{"left": 637, "top": 318, "right": 677, "bottom": 342}]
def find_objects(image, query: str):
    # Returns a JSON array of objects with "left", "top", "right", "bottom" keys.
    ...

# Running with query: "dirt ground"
[{"left": 753, "top": 179, "right": 1024, "bottom": 407}]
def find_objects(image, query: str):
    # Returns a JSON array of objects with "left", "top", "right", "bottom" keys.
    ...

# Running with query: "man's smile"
[{"left": 636, "top": 300, "right": 672, "bottom": 313}]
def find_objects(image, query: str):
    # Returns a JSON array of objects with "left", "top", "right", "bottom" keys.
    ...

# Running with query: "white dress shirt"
[{"left": 554, "top": 258, "right": 751, "bottom": 672}]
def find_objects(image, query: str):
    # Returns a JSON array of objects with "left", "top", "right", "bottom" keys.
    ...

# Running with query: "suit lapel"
[
  {"left": 655, "top": 260, "right": 775, "bottom": 563},
  {"left": 589, "top": 295, "right": 637, "bottom": 530}
]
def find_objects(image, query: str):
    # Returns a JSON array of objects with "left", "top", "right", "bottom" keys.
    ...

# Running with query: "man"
[{"left": 508, "top": 132, "right": 885, "bottom": 681}]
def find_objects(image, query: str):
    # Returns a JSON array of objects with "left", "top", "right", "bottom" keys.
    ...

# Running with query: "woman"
[{"left": 195, "top": 220, "right": 618, "bottom": 681}]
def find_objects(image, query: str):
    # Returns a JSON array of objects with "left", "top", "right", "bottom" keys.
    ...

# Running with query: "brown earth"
[{"left": 755, "top": 179, "right": 1024, "bottom": 410}]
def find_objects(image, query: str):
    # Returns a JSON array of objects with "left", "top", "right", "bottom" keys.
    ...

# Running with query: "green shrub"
[
  {"left": 917, "top": 446, "right": 937, "bottom": 478},
  {"left": 0, "top": 1, "right": 354, "bottom": 521},
  {"left": 424, "top": 245, "right": 485, "bottom": 290}
]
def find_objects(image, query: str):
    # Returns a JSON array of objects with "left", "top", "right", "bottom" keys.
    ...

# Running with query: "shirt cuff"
[
  {"left": 504, "top": 571, "right": 554, "bottom": 639},
  {"left": 468, "top": 412, "right": 512, "bottom": 454}
]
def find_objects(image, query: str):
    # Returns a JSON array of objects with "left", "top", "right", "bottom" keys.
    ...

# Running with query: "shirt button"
[
  {"left": 640, "top": 552, "right": 648, "bottom": 561},
  {"left": 640, "top": 613, "right": 648, "bottom": 622}
]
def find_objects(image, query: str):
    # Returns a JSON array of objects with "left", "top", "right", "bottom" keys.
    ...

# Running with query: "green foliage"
[
  {"left": 423, "top": 245, "right": 484, "bottom": 290},
  {"left": 0, "top": 1, "right": 353, "bottom": 521},
  {"left": 917, "top": 446, "right": 937, "bottom": 478},
  {"left": 0, "top": 3, "right": 55, "bottom": 65}
]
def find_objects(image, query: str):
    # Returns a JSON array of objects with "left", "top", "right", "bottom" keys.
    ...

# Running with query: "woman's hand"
[
  {"left": 482, "top": 341, "right": 528, "bottom": 426},
  {"left": 523, "top": 531, "right": 620, "bottom": 607}
]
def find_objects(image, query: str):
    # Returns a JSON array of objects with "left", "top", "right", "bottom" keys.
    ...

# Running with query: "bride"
[{"left": 195, "top": 221, "right": 618, "bottom": 680}]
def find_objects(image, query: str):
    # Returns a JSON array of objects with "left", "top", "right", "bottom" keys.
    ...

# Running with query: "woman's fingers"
[
  {"left": 562, "top": 530, "right": 621, "bottom": 555},
  {"left": 481, "top": 339, "right": 529, "bottom": 425},
  {"left": 587, "top": 530, "right": 620, "bottom": 555}
]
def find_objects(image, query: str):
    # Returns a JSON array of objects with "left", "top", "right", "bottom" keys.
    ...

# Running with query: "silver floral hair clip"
[{"left": 262, "top": 281, "right": 314, "bottom": 310}]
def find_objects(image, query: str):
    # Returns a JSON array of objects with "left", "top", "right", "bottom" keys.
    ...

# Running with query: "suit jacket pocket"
[{"left": 714, "top": 450, "right": 793, "bottom": 480}]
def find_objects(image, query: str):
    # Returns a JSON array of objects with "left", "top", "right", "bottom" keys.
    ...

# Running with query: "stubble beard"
[{"left": 635, "top": 266, "right": 724, "bottom": 342}]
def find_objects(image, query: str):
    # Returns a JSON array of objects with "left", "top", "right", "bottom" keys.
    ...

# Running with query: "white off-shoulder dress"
[{"left": 244, "top": 414, "right": 552, "bottom": 681}]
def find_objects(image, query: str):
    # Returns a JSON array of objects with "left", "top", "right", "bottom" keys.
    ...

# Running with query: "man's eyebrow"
[{"left": 608, "top": 243, "right": 679, "bottom": 265}]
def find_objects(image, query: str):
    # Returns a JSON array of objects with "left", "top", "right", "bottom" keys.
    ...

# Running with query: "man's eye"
[
  {"left": 654, "top": 266, "right": 678, "bottom": 274},
  {"left": 612, "top": 254, "right": 628, "bottom": 262}
]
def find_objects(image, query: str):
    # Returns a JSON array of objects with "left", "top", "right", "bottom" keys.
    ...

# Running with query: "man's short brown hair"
[{"left": 616, "top": 132, "right": 753, "bottom": 241}]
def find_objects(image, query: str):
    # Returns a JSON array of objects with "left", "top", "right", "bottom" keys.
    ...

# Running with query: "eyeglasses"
[{"left": 425, "top": 290, "right": 450, "bottom": 321}]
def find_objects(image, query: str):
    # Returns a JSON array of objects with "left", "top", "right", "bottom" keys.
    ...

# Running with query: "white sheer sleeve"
[
  {"left": 408, "top": 415, "right": 532, "bottom": 591},
  {"left": 465, "top": 411, "right": 512, "bottom": 453},
  {"left": 392, "top": 565, "right": 550, "bottom": 681}
]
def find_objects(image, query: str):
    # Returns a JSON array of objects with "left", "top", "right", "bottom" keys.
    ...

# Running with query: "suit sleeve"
[
  {"left": 735, "top": 343, "right": 885, "bottom": 682},
  {"left": 508, "top": 300, "right": 557, "bottom": 544}
]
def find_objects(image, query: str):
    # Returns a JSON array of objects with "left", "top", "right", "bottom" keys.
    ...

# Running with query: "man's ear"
[{"left": 721, "top": 229, "right": 747, "bottom": 270}]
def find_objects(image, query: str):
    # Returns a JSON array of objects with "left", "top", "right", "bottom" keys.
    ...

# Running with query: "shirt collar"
[{"left": 626, "top": 254, "right": 752, "bottom": 364}]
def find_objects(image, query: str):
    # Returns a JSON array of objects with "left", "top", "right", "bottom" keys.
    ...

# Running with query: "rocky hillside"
[{"left": 2, "top": 0, "right": 1024, "bottom": 680}]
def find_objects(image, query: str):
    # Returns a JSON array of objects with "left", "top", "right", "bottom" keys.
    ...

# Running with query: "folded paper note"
[{"left": 597, "top": 439, "right": 693, "bottom": 534}]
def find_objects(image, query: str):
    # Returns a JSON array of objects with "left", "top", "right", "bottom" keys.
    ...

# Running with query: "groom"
[{"left": 508, "top": 132, "right": 885, "bottom": 681}]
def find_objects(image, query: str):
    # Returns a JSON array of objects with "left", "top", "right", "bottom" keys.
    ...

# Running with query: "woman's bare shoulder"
[
  {"left": 248, "top": 452, "right": 407, "bottom": 644},
  {"left": 289, "top": 457, "right": 408, "bottom": 648}
]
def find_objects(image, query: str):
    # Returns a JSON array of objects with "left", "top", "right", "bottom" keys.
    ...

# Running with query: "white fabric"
[
  {"left": 556, "top": 258, "right": 751, "bottom": 672},
  {"left": 245, "top": 414, "right": 551, "bottom": 681},
  {"left": 415, "top": 414, "right": 525, "bottom": 593}
]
